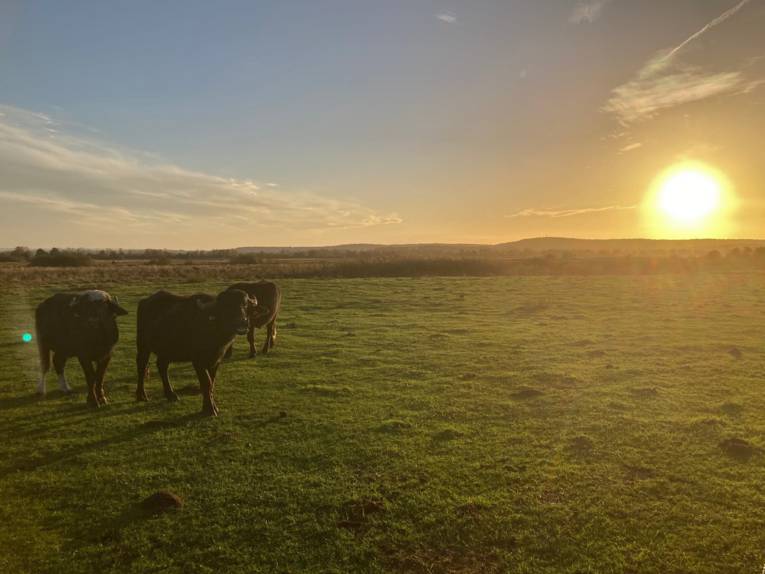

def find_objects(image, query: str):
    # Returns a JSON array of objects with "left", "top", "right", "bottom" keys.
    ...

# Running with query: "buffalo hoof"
[
  {"left": 136, "top": 391, "right": 149, "bottom": 402},
  {"left": 97, "top": 396, "right": 109, "bottom": 405},
  {"left": 165, "top": 391, "right": 180, "bottom": 402},
  {"left": 249, "top": 352, "right": 257, "bottom": 359},
  {"left": 87, "top": 395, "right": 100, "bottom": 408},
  {"left": 201, "top": 403, "right": 219, "bottom": 417}
]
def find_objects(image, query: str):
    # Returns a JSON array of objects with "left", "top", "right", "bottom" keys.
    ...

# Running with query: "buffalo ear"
[{"left": 109, "top": 300, "right": 128, "bottom": 316}]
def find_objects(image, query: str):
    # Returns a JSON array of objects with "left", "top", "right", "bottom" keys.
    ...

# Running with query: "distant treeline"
[{"left": 4, "top": 245, "right": 765, "bottom": 277}]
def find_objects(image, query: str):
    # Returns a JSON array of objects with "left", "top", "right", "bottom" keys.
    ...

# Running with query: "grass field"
[{"left": 1, "top": 274, "right": 765, "bottom": 573}]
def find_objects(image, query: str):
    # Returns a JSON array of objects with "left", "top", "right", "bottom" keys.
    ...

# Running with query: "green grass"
[{"left": 1, "top": 275, "right": 765, "bottom": 573}]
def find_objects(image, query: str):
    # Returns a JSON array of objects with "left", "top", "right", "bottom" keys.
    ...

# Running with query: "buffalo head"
[
  {"left": 69, "top": 290, "right": 128, "bottom": 326},
  {"left": 197, "top": 289, "right": 252, "bottom": 336}
]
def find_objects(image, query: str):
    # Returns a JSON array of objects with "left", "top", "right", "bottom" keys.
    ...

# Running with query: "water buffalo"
[
  {"left": 135, "top": 289, "right": 254, "bottom": 416},
  {"left": 226, "top": 281, "right": 282, "bottom": 358},
  {"left": 35, "top": 290, "right": 128, "bottom": 406}
]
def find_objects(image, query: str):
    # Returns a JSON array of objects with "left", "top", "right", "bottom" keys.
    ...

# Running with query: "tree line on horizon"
[{"left": 3, "top": 244, "right": 765, "bottom": 276}]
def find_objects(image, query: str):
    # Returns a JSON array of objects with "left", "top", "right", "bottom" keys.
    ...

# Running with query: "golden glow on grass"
[{"left": 644, "top": 162, "right": 735, "bottom": 237}]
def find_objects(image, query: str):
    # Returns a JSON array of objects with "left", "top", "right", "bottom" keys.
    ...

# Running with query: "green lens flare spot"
[{"left": 22, "top": 333, "right": 33, "bottom": 343}]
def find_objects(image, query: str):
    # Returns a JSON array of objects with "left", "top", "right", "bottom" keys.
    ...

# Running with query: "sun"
[
  {"left": 658, "top": 169, "right": 721, "bottom": 223},
  {"left": 645, "top": 161, "right": 734, "bottom": 237}
]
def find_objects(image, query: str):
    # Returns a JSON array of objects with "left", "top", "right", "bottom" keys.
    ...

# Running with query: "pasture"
[{"left": 1, "top": 274, "right": 764, "bottom": 573}]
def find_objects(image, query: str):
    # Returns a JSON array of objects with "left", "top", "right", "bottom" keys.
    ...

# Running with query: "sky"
[{"left": 0, "top": 0, "right": 764, "bottom": 248}]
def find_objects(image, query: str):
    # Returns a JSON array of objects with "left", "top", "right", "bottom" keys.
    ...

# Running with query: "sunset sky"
[{"left": 1, "top": 0, "right": 764, "bottom": 248}]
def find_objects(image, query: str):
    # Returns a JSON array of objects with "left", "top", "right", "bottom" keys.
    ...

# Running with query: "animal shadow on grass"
[
  {"left": 0, "top": 392, "right": 50, "bottom": 412},
  {"left": 6, "top": 402, "right": 155, "bottom": 441},
  {"left": 0, "top": 412, "right": 200, "bottom": 479}
]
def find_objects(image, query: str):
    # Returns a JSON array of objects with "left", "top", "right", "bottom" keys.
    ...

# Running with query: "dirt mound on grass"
[
  {"left": 511, "top": 386, "right": 543, "bottom": 399},
  {"left": 141, "top": 491, "right": 184, "bottom": 514},
  {"left": 719, "top": 438, "right": 758, "bottom": 461},
  {"left": 569, "top": 436, "right": 594, "bottom": 456}
]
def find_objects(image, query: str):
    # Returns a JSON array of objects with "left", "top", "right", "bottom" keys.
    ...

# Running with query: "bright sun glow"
[
  {"left": 645, "top": 162, "right": 734, "bottom": 237},
  {"left": 658, "top": 170, "right": 721, "bottom": 223}
]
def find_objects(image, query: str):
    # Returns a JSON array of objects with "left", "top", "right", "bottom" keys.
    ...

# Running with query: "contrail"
[{"left": 662, "top": 0, "right": 755, "bottom": 64}]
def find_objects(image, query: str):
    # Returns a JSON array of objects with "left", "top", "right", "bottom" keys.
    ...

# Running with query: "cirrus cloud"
[
  {"left": 506, "top": 204, "right": 637, "bottom": 219},
  {"left": 604, "top": 0, "right": 762, "bottom": 125},
  {"left": 0, "top": 104, "right": 402, "bottom": 248}
]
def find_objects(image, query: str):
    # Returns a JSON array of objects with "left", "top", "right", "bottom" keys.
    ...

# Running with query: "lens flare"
[{"left": 22, "top": 333, "right": 33, "bottom": 343}]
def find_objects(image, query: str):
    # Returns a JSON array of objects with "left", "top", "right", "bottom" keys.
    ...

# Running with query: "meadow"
[{"left": 1, "top": 272, "right": 764, "bottom": 573}]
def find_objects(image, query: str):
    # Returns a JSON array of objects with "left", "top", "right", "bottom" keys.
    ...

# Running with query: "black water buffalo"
[
  {"left": 35, "top": 290, "right": 128, "bottom": 406},
  {"left": 135, "top": 289, "right": 254, "bottom": 416},
  {"left": 226, "top": 281, "right": 282, "bottom": 358}
]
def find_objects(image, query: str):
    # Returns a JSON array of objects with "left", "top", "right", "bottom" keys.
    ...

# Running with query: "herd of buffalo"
[{"left": 34, "top": 281, "right": 282, "bottom": 416}]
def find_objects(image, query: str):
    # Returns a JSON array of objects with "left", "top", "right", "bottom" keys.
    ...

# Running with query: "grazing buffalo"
[
  {"left": 136, "top": 289, "right": 254, "bottom": 416},
  {"left": 35, "top": 290, "right": 128, "bottom": 406},
  {"left": 226, "top": 281, "right": 282, "bottom": 358}
]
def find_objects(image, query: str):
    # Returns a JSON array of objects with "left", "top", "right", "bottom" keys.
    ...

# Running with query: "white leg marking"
[
  {"left": 57, "top": 372, "right": 71, "bottom": 392},
  {"left": 37, "top": 371, "right": 46, "bottom": 395}
]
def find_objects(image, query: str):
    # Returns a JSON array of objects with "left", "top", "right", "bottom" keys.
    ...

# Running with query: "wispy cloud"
[
  {"left": 619, "top": 142, "right": 643, "bottom": 154},
  {"left": 569, "top": 1, "right": 610, "bottom": 24},
  {"left": 604, "top": 0, "right": 761, "bottom": 125},
  {"left": 436, "top": 13, "right": 457, "bottom": 24},
  {"left": 661, "top": 0, "right": 753, "bottom": 66},
  {"left": 506, "top": 204, "right": 637, "bottom": 219},
  {"left": 0, "top": 104, "right": 402, "bottom": 247}
]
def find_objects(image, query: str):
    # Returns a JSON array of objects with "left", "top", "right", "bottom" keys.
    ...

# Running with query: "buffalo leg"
[
  {"left": 157, "top": 357, "right": 179, "bottom": 401},
  {"left": 136, "top": 349, "right": 150, "bottom": 401},
  {"left": 94, "top": 355, "right": 111, "bottom": 405},
  {"left": 193, "top": 363, "right": 218, "bottom": 416},
  {"left": 53, "top": 352, "right": 72, "bottom": 393},
  {"left": 248, "top": 325, "right": 257, "bottom": 358},
  {"left": 37, "top": 342, "right": 51, "bottom": 395},
  {"left": 262, "top": 321, "right": 275, "bottom": 354},
  {"left": 78, "top": 356, "right": 99, "bottom": 407},
  {"left": 224, "top": 345, "right": 233, "bottom": 360}
]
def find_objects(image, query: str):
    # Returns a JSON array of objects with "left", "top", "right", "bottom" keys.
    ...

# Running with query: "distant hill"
[
  {"left": 494, "top": 237, "right": 765, "bottom": 253},
  {"left": 236, "top": 238, "right": 765, "bottom": 256}
]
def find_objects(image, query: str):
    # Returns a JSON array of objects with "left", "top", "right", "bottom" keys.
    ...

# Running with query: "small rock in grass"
[{"left": 141, "top": 491, "right": 183, "bottom": 514}]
